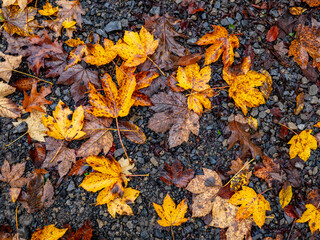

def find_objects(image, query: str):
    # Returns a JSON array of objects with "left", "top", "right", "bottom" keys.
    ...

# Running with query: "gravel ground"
[{"left": 1, "top": 0, "right": 320, "bottom": 239}]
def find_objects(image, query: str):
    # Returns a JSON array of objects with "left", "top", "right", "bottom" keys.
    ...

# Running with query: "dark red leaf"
[
  {"left": 284, "top": 205, "right": 298, "bottom": 219},
  {"left": 266, "top": 26, "right": 279, "bottom": 42},
  {"left": 29, "top": 143, "right": 46, "bottom": 168}
]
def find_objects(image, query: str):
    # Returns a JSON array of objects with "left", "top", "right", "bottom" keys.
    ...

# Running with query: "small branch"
[
  {"left": 6, "top": 132, "right": 28, "bottom": 147},
  {"left": 50, "top": 140, "right": 65, "bottom": 163},
  {"left": 115, "top": 117, "right": 129, "bottom": 160},
  {"left": 12, "top": 69, "right": 53, "bottom": 85}
]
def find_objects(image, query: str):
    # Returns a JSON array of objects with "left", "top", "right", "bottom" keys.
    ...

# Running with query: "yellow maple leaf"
[
  {"left": 84, "top": 39, "right": 117, "bottom": 66},
  {"left": 42, "top": 100, "right": 86, "bottom": 141},
  {"left": 79, "top": 156, "right": 127, "bottom": 205},
  {"left": 297, "top": 204, "right": 320, "bottom": 234},
  {"left": 115, "top": 26, "right": 159, "bottom": 67},
  {"left": 279, "top": 182, "right": 292, "bottom": 209},
  {"left": 287, "top": 129, "right": 317, "bottom": 161},
  {"left": 176, "top": 63, "right": 213, "bottom": 115},
  {"left": 38, "top": 2, "right": 59, "bottom": 16},
  {"left": 228, "top": 186, "right": 271, "bottom": 228},
  {"left": 107, "top": 187, "right": 140, "bottom": 218},
  {"left": 31, "top": 224, "right": 68, "bottom": 240},
  {"left": 88, "top": 71, "right": 136, "bottom": 118},
  {"left": 223, "top": 57, "right": 272, "bottom": 116},
  {"left": 153, "top": 193, "right": 188, "bottom": 227},
  {"left": 196, "top": 25, "right": 239, "bottom": 66}
]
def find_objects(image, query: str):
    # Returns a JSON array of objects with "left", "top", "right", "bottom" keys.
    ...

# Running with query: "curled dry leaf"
[
  {"left": 0, "top": 81, "right": 21, "bottom": 118},
  {"left": 76, "top": 111, "right": 113, "bottom": 158},
  {"left": 288, "top": 129, "right": 317, "bottom": 161},
  {"left": 115, "top": 26, "right": 159, "bottom": 67},
  {"left": 31, "top": 225, "right": 68, "bottom": 240},
  {"left": 19, "top": 169, "right": 54, "bottom": 213},
  {"left": 153, "top": 193, "right": 188, "bottom": 227},
  {"left": 226, "top": 121, "right": 263, "bottom": 158},
  {"left": 196, "top": 25, "right": 239, "bottom": 66},
  {"left": 107, "top": 187, "right": 140, "bottom": 218},
  {"left": 42, "top": 100, "right": 86, "bottom": 141},
  {"left": 79, "top": 156, "right": 126, "bottom": 205},
  {"left": 294, "top": 92, "right": 305, "bottom": 115},
  {"left": 279, "top": 182, "right": 292, "bottom": 209},
  {"left": 22, "top": 82, "right": 52, "bottom": 113},
  {"left": 229, "top": 186, "right": 271, "bottom": 228},
  {"left": 160, "top": 160, "right": 195, "bottom": 188},
  {"left": 0, "top": 51, "right": 22, "bottom": 83},
  {"left": 148, "top": 91, "right": 200, "bottom": 148},
  {"left": 118, "top": 157, "right": 134, "bottom": 181},
  {"left": 176, "top": 63, "right": 214, "bottom": 115}
]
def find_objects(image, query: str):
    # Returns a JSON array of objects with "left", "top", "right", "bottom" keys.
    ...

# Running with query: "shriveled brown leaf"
[
  {"left": 160, "top": 160, "right": 195, "bottom": 188},
  {"left": 22, "top": 82, "right": 52, "bottom": 113},
  {"left": 43, "top": 138, "right": 76, "bottom": 178},
  {"left": 19, "top": 169, "right": 54, "bottom": 213},
  {"left": 29, "top": 143, "right": 46, "bottom": 168},
  {"left": 148, "top": 91, "right": 199, "bottom": 148},
  {"left": 57, "top": 64, "right": 100, "bottom": 104},
  {"left": 226, "top": 121, "right": 263, "bottom": 158},
  {"left": 294, "top": 92, "right": 305, "bottom": 115},
  {"left": 44, "top": 52, "right": 68, "bottom": 78},
  {"left": 0, "top": 160, "right": 27, "bottom": 188},
  {"left": 254, "top": 155, "right": 282, "bottom": 187},
  {"left": 76, "top": 111, "right": 113, "bottom": 158}
]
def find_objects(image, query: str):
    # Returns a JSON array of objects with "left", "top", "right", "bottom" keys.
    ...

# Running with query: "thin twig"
[
  {"left": 277, "top": 122, "right": 298, "bottom": 135},
  {"left": 50, "top": 140, "right": 65, "bottom": 163},
  {"left": 15, "top": 206, "right": 19, "bottom": 230},
  {"left": 115, "top": 117, "right": 129, "bottom": 160},
  {"left": 123, "top": 174, "right": 149, "bottom": 177},
  {"left": 6, "top": 132, "right": 28, "bottom": 147},
  {"left": 12, "top": 69, "right": 53, "bottom": 85},
  {"left": 147, "top": 56, "right": 166, "bottom": 76},
  {"left": 223, "top": 158, "right": 255, "bottom": 187}
]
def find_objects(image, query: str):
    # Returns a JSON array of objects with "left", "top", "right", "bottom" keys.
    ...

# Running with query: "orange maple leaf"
[{"left": 22, "top": 82, "right": 52, "bottom": 113}]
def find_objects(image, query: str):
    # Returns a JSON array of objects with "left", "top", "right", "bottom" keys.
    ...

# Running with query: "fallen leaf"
[
  {"left": 279, "top": 182, "right": 292, "bottom": 209},
  {"left": 65, "top": 38, "right": 84, "bottom": 47},
  {"left": 289, "top": 24, "right": 320, "bottom": 71},
  {"left": 176, "top": 63, "right": 214, "bottom": 115},
  {"left": 44, "top": 52, "right": 68, "bottom": 78},
  {"left": 83, "top": 39, "right": 117, "bottom": 66},
  {"left": 67, "top": 158, "right": 88, "bottom": 177},
  {"left": 0, "top": 81, "right": 21, "bottom": 118},
  {"left": 61, "top": 220, "right": 93, "bottom": 240},
  {"left": 148, "top": 91, "right": 200, "bottom": 148},
  {"left": 289, "top": 7, "right": 307, "bottom": 15},
  {"left": 302, "top": 0, "right": 320, "bottom": 7},
  {"left": 227, "top": 158, "right": 252, "bottom": 191},
  {"left": 294, "top": 92, "right": 304, "bottom": 115},
  {"left": 22, "top": 82, "right": 52, "bottom": 113},
  {"left": 186, "top": 168, "right": 222, "bottom": 217},
  {"left": 42, "top": 138, "right": 76, "bottom": 178},
  {"left": 1, "top": 6, "right": 38, "bottom": 36},
  {"left": 229, "top": 186, "right": 271, "bottom": 228},
  {"left": 118, "top": 121, "right": 146, "bottom": 144},
  {"left": 118, "top": 158, "right": 134, "bottom": 181},
  {"left": 79, "top": 156, "right": 126, "bottom": 205},
  {"left": 13, "top": 108, "right": 48, "bottom": 142},
  {"left": 57, "top": 64, "right": 100, "bottom": 104},
  {"left": 144, "top": 14, "right": 187, "bottom": 70},
  {"left": 266, "top": 26, "right": 279, "bottom": 42},
  {"left": 31, "top": 225, "right": 68, "bottom": 240},
  {"left": 247, "top": 116, "right": 258, "bottom": 130},
  {"left": 76, "top": 111, "right": 113, "bottom": 158},
  {"left": 288, "top": 129, "right": 317, "bottom": 161},
  {"left": 38, "top": 2, "right": 59, "bottom": 16},
  {"left": 226, "top": 121, "right": 263, "bottom": 158},
  {"left": 273, "top": 42, "right": 288, "bottom": 57},
  {"left": 19, "top": 169, "right": 54, "bottom": 213},
  {"left": 2, "top": 0, "right": 28, "bottom": 10},
  {"left": 107, "top": 187, "right": 140, "bottom": 218},
  {"left": 196, "top": 25, "right": 239, "bottom": 66},
  {"left": 175, "top": 53, "right": 203, "bottom": 67},
  {"left": 254, "top": 155, "right": 282, "bottom": 187},
  {"left": 42, "top": 100, "right": 86, "bottom": 141},
  {"left": 115, "top": 26, "right": 159, "bottom": 67},
  {"left": 11, "top": 78, "right": 37, "bottom": 91},
  {"left": 0, "top": 51, "right": 22, "bottom": 82},
  {"left": 296, "top": 204, "right": 320, "bottom": 234},
  {"left": 29, "top": 143, "right": 46, "bottom": 167},
  {"left": 160, "top": 160, "right": 195, "bottom": 188},
  {"left": 153, "top": 193, "right": 188, "bottom": 227},
  {"left": 88, "top": 71, "right": 136, "bottom": 118}
]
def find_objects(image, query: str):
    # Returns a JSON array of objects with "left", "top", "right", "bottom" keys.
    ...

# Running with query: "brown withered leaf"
[
  {"left": 11, "top": 78, "right": 37, "bottom": 92},
  {"left": 43, "top": 138, "right": 76, "bottom": 178},
  {"left": 0, "top": 81, "right": 21, "bottom": 119},
  {"left": 167, "top": 72, "right": 185, "bottom": 92},
  {"left": 57, "top": 64, "right": 100, "bottom": 104},
  {"left": 175, "top": 53, "right": 203, "bottom": 67},
  {"left": 22, "top": 82, "right": 52, "bottom": 113},
  {"left": 30, "top": 143, "right": 46, "bottom": 168},
  {"left": 226, "top": 121, "right": 263, "bottom": 158},
  {"left": 118, "top": 121, "right": 146, "bottom": 144},
  {"left": 254, "top": 155, "right": 282, "bottom": 187},
  {"left": 19, "top": 169, "right": 54, "bottom": 213},
  {"left": 144, "top": 14, "right": 187, "bottom": 70},
  {"left": 160, "top": 160, "right": 195, "bottom": 188},
  {"left": 306, "top": 189, "right": 320, "bottom": 206},
  {"left": 148, "top": 91, "right": 200, "bottom": 148},
  {"left": 44, "top": 52, "right": 68, "bottom": 78},
  {"left": 289, "top": 23, "right": 320, "bottom": 71},
  {"left": 27, "top": 31, "right": 67, "bottom": 76},
  {"left": 273, "top": 42, "right": 289, "bottom": 57},
  {"left": 61, "top": 220, "right": 93, "bottom": 240},
  {"left": 1, "top": 6, "right": 38, "bottom": 37},
  {"left": 294, "top": 92, "right": 305, "bottom": 115},
  {"left": 67, "top": 158, "right": 88, "bottom": 177},
  {"left": 76, "top": 111, "right": 113, "bottom": 158}
]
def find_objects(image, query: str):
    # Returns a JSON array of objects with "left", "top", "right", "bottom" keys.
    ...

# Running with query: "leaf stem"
[
  {"left": 171, "top": 225, "right": 175, "bottom": 240},
  {"left": 12, "top": 69, "right": 53, "bottom": 85},
  {"left": 50, "top": 140, "right": 65, "bottom": 163},
  {"left": 15, "top": 206, "right": 19, "bottom": 230},
  {"left": 277, "top": 122, "right": 297, "bottom": 135},
  {"left": 6, "top": 132, "right": 28, "bottom": 147},
  {"left": 223, "top": 158, "right": 255, "bottom": 187},
  {"left": 147, "top": 56, "right": 166, "bottom": 76},
  {"left": 123, "top": 174, "right": 150, "bottom": 177},
  {"left": 115, "top": 117, "right": 129, "bottom": 160}
]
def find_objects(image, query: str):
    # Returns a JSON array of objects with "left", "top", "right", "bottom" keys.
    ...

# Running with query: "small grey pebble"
[
  {"left": 104, "top": 21, "right": 122, "bottom": 33},
  {"left": 309, "top": 84, "right": 318, "bottom": 96},
  {"left": 13, "top": 122, "right": 28, "bottom": 134}
]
